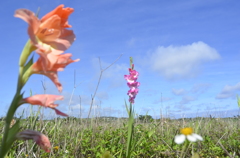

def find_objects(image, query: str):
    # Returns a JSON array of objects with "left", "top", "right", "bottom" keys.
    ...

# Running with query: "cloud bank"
[
  {"left": 148, "top": 41, "right": 220, "bottom": 80},
  {"left": 216, "top": 82, "right": 240, "bottom": 99},
  {"left": 172, "top": 88, "right": 186, "bottom": 96}
]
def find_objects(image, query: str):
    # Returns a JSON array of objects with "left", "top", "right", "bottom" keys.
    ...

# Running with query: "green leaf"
[
  {"left": 6, "top": 119, "right": 21, "bottom": 145},
  {"left": 148, "top": 130, "right": 155, "bottom": 138},
  {"left": 125, "top": 100, "right": 130, "bottom": 115},
  {"left": 4, "top": 119, "right": 21, "bottom": 157},
  {"left": 126, "top": 104, "right": 135, "bottom": 158}
]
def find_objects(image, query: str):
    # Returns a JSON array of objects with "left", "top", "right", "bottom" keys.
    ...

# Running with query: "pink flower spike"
[
  {"left": 129, "top": 97, "right": 135, "bottom": 104},
  {"left": 127, "top": 88, "right": 139, "bottom": 96},
  {"left": 124, "top": 65, "right": 140, "bottom": 104},
  {"left": 124, "top": 69, "right": 139, "bottom": 82},
  {"left": 17, "top": 130, "right": 51, "bottom": 152},
  {"left": 127, "top": 82, "right": 140, "bottom": 88},
  {"left": 129, "top": 69, "right": 139, "bottom": 79}
]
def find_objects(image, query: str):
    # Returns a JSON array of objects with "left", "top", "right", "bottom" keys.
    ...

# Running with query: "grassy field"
[{"left": 1, "top": 116, "right": 240, "bottom": 158}]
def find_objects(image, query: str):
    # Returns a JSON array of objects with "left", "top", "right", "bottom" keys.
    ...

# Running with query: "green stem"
[
  {"left": 17, "top": 67, "right": 24, "bottom": 92},
  {"left": 0, "top": 40, "right": 34, "bottom": 157},
  {"left": 126, "top": 103, "right": 134, "bottom": 158},
  {"left": 129, "top": 57, "right": 133, "bottom": 70},
  {"left": 0, "top": 66, "right": 24, "bottom": 156},
  {"left": 0, "top": 92, "right": 20, "bottom": 157},
  {"left": 0, "top": 67, "right": 23, "bottom": 156},
  {"left": 180, "top": 140, "right": 189, "bottom": 158},
  {"left": 19, "top": 40, "right": 35, "bottom": 67}
]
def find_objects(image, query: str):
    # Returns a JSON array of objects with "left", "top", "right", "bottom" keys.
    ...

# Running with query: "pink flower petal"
[
  {"left": 53, "top": 108, "right": 68, "bottom": 117},
  {"left": 14, "top": 9, "right": 40, "bottom": 44},
  {"left": 17, "top": 130, "right": 51, "bottom": 152},
  {"left": 22, "top": 95, "right": 66, "bottom": 116}
]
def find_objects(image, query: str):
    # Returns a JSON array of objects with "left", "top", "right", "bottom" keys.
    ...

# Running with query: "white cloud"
[
  {"left": 191, "top": 83, "right": 210, "bottom": 94},
  {"left": 60, "top": 92, "right": 92, "bottom": 106},
  {"left": 172, "top": 88, "right": 186, "bottom": 95},
  {"left": 96, "top": 91, "right": 109, "bottom": 100},
  {"left": 142, "top": 89, "right": 158, "bottom": 96},
  {"left": 91, "top": 57, "right": 128, "bottom": 89},
  {"left": 179, "top": 96, "right": 196, "bottom": 105},
  {"left": 216, "top": 82, "right": 240, "bottom": 99},
  {"left": 152, "top": 96, "right": 172, "bottom": 104},
  {"left": 127, "top": 38, "right": 136, "bottom": 46},
  {"left": 148, "top": 41, "right": 220, "bottom": 80},
  {"left": 216, "top": 93, "right": 234, "bottom": 99},
  {"left": 162, "top": 97, "right": 172, "bottom": 102},
  {"left": 69, "top": 104, "right": 106, "bottom": 117}
]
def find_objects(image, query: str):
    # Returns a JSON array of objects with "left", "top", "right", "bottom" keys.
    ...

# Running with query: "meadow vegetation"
[{"left": 1, "top": 115, "right": 240, "bottom": 157}]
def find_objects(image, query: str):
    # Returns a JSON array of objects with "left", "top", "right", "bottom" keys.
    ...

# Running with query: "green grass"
[{"left": 1, "top": 116, "right": 240, "bottom": 158}]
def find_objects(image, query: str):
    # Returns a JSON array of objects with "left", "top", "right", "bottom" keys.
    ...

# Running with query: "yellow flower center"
[
  {"left": 180, "top": 127, "right": 193, "bottom": 135},
  {"left": 53, "top": 146, "right": 59, "bottom": 150},
  {"left": 101, "top": 151, "right": 112, "bottom": 158}
]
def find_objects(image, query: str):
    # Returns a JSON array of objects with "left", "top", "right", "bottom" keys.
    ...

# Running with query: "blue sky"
[{"left": 1, "top": 0, "right": 240, "bottom": 119}]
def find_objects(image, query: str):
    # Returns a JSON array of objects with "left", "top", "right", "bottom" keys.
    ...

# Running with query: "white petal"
[
  {"left": 187, "top": 134, "right": 197, "bottom": 142},
  {"left": 192, "top": 133, "right": 203, "bottom": 141},
  {"left": 174, "top": 134, "right": 186, "bottom": 144}
]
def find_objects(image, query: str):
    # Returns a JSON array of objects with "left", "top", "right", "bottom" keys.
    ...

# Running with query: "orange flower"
[
  {"left": 17, "top": 130, "right": 51, "bottom": 152},
  {"left": 14, "top": 4, "right": 75, "bottom": 52},
  {"left": 21, "top": 94, "right": 68, "bottom": 116},
  {"left": 29, "top": 45, "right": 79, "bottom": 92}
]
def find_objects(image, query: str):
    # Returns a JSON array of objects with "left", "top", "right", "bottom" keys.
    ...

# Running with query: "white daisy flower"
[
  {"left": 174, "top": 127, "right": 203, "bottom": 144},
  {"left": 65, "top": 150, "right": 69, "bottom": 154}
]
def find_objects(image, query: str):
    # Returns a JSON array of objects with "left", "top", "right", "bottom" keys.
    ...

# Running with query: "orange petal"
[
  {"left": 14, "top": 9, "right": 40, "bottom": 44},
  {"left": 35, "top": 45, "right": 59, "bottom": 72},
  {"left": 41, "top": 4, "right": 74, "bottom": 28},
  {"left": 46, "top": 29, "right": 76, "bottom": 52},
  {"left": 32, "top": 46, "right": 79, "bottom": 92},
  {"left": 35, "top": 67, "right": 63, "bottom": 92},
  {"left": 53, "top": 108, "right": 68, "bottom": 117},
  {"left": 22, "top": 94, "right": 63, "bottom": 108},
  {"left": 52, "top": 53, "right": 80, "bottom": 71},
  {"left": 43, "top": 71, "right": 63, "bottom": 92},
  {"left": 37, "top": 15, "right": 61, "bottom": 42},
  {"left": 31, "top": 50, "right": 63, "bottom": 92}
]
